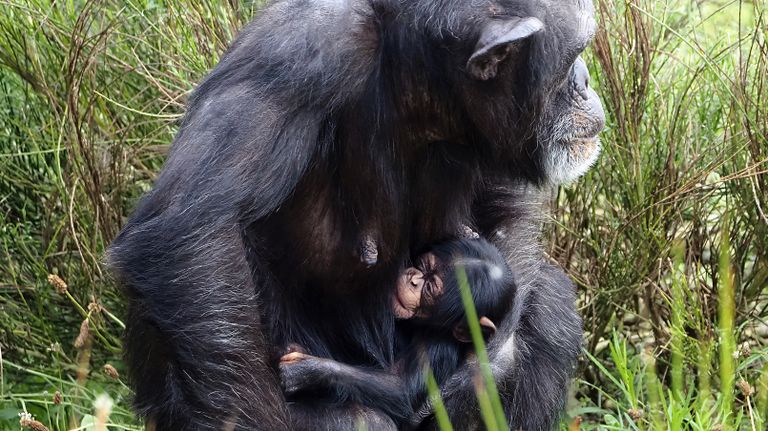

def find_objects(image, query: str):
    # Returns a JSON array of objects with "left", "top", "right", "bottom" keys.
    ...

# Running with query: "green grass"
[
  {"left": 554, "top": 0, "right": 767, "bottom": 429},
  {"left": 1, "top": 0, "right": 766, "bottom": 430}
]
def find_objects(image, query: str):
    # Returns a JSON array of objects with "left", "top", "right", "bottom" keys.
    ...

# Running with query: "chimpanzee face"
[
  {"left": 392, "top": 251, "right": 500, "bottom": 343},
  {"left": 537, "top": 55, "right": 605, "bottom": 184},
  {"left": 392, "top": 253, "right": 444, "bottom": 320},
  {"left": 459, "top": 0, "right": 605, "bottom": 184}
]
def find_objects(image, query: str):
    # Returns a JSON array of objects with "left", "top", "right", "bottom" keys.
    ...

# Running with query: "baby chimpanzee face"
[
  {"left": 392, "top": 239, "right": 510, "bottom": 344},
  {"left": 393, "top": 253, "right": 444, "bottom": 319}
]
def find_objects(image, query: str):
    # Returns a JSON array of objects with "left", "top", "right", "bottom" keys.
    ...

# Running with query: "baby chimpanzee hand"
[
  {"left": 280, "top": 351, "right": 311, "bottom": 364},
  {"left": 279, "top": 350, "right": 339, "bottom": 396}
]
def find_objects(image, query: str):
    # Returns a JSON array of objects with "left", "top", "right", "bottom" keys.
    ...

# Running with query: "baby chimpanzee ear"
[
  {"left": 479, "top": 316, "right": 497, "bottom": 335},
  {"left": 452, "top": 325, "right": 472, "bottom": 343},
  {"left": 453, "top": 317, "right": 497, "bottom": 343}
]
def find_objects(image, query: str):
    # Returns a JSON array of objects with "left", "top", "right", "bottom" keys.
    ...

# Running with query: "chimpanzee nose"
[{"left": 572, "top": 56, "right": 590, "bottom": 100}]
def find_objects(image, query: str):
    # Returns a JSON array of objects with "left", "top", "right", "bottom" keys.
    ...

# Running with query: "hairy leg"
[{"left": 113, "top": 220, "right": 290, "bottom": 431}]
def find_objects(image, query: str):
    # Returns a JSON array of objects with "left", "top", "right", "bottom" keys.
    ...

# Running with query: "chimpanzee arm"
[
  {"left": 279, "top": 353, "right": 412, "bottom": 424},
  {"left": 108, "top": 3, "right": 377, "bottom": 430},
  {"left": 114, "top": 220, "right": 289, "bottom": 430},
  {"left": 419, "top": 182, "right": 582, "bottom": 431}
]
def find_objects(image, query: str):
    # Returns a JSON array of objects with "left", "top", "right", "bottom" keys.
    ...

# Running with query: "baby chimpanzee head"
[{"left": 393, "top": 238, "right": 515, "bottom": 342}]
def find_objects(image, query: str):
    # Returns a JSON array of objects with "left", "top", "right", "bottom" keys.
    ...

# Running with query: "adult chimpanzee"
[
  {"left": 107, "top": 0, "right": 605, "bottom": 429},
  {"left": 279, "top": 238, "right": 515, "bottom": 430}
]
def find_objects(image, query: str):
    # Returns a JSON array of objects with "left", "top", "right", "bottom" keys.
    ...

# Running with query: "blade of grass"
[{"left": 456, "top": 266, "right": 508, "bottom": 430}]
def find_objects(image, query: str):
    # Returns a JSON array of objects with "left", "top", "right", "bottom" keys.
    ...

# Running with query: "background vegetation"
[{"left": 0, "top": 0, "right": 765, "bottom": 430}]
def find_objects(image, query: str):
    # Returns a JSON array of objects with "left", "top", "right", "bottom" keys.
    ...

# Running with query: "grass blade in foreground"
[{"left": 456, "top": 266, "right": 508, "bottom": 431}]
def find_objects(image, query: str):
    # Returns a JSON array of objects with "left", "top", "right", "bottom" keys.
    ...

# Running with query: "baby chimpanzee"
[{"left": 280, "top": 237, "right": 515, "bottom": 428}]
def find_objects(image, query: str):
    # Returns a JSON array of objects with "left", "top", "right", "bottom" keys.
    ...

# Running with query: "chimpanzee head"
[
  {"left": 411, "top": 0, "right": 606, "bottom": 184},
  {"left": 393, "top": 238, "right": 515, "bottom": 342}
]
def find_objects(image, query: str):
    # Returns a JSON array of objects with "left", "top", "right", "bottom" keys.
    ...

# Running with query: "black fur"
[
  {"left": 279, "top": 238, "right": 516, "bottom": 429},
  {"left": 108, "top": 0, "right": 600, "bottom": 429},
  {"left": 419, "top": 238, "right": 515, "bottom": 334}
]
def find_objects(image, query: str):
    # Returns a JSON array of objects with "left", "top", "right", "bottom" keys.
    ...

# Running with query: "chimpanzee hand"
[
  {"left": 279, "top": 351, "right": 335, "bottom": 396},
  {"left": 279, "top": 350, "right": 409, "bottom": 424},
  {"left": 407, "top": 400, "right": 434, "bottom": 430}
]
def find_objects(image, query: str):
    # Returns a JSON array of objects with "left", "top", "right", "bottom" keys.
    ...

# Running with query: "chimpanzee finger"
[
  {"left": 280, "top": 351, "right": 311, "bottom": 364},
  {"left": 283, "top": 343, "right": 307, "bottom": 355}
]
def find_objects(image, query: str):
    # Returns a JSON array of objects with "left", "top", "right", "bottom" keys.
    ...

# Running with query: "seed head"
[
  {"left": 740, "top": 343, "right": 752, "bottom": 358},
  {"left": 19, "top": 413, "right": 49, "bottom": 431},
  {"left": 627, "top": 408, "right": 644, "bottom": 421},
  {"left": 47, "top": 274, "right": 67, "bottom": 294},
  {"left": 103, "top": 364, "right": 119, "bottom": 380},
  {"left": 74, "top": 319, "right": 90, "bottom": 349},
  {"left": 52, "top": 391, "right": 62, "bottom": 405},
  {"left": 738, "top": 379, "right": 754, "bottom": 397}
]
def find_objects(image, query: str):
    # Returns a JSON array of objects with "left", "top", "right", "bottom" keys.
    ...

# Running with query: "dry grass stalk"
[
  {"left": 74, "top": 318, "right": 93, "bottom": 386},
  {"left": 88, "top": 300, "right": 103, "bottom": 313},
  {"left": 94, "top": 393, "right": 113, "bottom": 431}
]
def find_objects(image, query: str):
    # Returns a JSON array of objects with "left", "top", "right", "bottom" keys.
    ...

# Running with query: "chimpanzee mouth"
[
  {"left": 562, "top": 117, "right": 604, "bottom": 163},
  {"left": 570, "top": 120, "right": 604, "bottom": 141},
  {"left": 545, "top": 135, "right": 602, "bottom": 185},
  {"left": 393, "top": 294, "right": 412, "bottom": 319},
  {"left": 567, "top": 136, "right": 601, "bottom": 161}
]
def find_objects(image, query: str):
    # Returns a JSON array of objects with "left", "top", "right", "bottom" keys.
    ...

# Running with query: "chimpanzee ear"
[
  {"left": 452, "top": 325, "right": 472, "bottom": 343},
  {"left": 453, "top": 317, "right": 497, "bottom": 343},
  {"left": 467, "top": 17, "right": 544, "bottom": 81},
  {"left": 479, "top": 316, "right": 497, "bottom": 337}
]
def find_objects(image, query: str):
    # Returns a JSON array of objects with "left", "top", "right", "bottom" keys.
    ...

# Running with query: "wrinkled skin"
[{"left": 392, "top": 253, "right": 444, "bottom": 320}]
